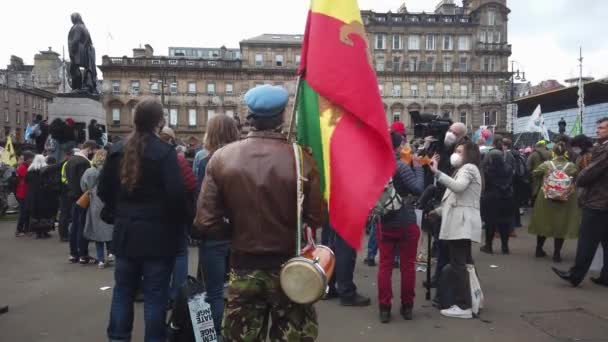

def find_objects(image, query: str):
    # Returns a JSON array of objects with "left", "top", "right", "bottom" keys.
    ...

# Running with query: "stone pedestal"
[{"left": 48, "top": 93, "right": 106, "bottom": 136}]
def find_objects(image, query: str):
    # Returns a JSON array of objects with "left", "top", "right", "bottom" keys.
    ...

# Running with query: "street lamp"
[
  {"left": 148, "top": 59, "right": 177, "bottom": 124},
  {"left": 509, "top": 60, "right": 526, "bottom": 102}
]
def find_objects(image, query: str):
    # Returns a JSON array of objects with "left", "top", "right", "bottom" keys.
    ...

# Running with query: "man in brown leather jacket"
[
  {"left": 553, "top": 117, "right": 608, "bottom": 287},
  {"left": 194, "top": 85, "right": 322, "bottom": 341}
]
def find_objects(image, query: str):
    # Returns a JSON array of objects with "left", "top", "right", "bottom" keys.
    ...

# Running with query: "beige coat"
[{"left": 436, "top": 163, "right": 483, "bottom": 243}]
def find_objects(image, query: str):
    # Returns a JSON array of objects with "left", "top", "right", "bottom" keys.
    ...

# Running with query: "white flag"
[{"left": 524, "top": 105, "right": 550, "bottom": 140}]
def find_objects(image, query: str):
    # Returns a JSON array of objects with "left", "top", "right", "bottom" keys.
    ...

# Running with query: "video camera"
[{"left": 409, "top": 111, "right": 452, "bottom": 157}]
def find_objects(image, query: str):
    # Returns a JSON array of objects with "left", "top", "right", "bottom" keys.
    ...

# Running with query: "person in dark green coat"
[
  {"left": 529, "top": 142, "right": 581, "bottom": 262},
  {"left": 527, "top": 140, "right": 551, "bottom": 206}
]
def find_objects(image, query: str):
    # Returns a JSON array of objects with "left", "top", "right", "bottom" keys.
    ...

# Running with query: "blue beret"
[{"left": 244, "top": 85, "right": 289, "bottom": 118}]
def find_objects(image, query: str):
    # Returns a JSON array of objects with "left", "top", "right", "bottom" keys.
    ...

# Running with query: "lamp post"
[
  {"left": 509, "top": 60, "right": 526, "bottom": 102},
  {"left": 148, "top": 59, "right": 176, "bottom": 123}
]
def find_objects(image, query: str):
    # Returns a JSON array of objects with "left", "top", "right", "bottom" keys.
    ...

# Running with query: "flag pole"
[{"left": 287, "top": 76, "right": 302, "bottom": 142}]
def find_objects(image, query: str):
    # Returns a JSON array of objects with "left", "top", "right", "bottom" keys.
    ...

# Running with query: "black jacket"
[
  {"left": 65, "top": 154, "right": 91, "bottom": 200},
  {"left": 98, "top": 134, "right": 187, "bottom": 258}
]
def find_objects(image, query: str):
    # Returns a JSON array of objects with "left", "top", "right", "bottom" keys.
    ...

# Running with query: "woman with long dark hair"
[
  {"left": 99, "top": 98, "right": 187, "bottom": 342},
  {"left": 195, "top": 114, "right": 240, "bottom": 336},
  {"left": 429, "top": 140, "right": 483, "bottom": 319}
]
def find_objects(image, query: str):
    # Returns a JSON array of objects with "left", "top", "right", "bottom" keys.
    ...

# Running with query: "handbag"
[
  {"left": 76, "top": 191, "right": 90, "bottom": 209},
  {"left": 467, "top": 264, "right": 484, "bottom": 316}
]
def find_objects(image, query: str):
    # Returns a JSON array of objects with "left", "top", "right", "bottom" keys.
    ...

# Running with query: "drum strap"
[{"left": 293, "top": 143, "right": 305, "bottom": 257}]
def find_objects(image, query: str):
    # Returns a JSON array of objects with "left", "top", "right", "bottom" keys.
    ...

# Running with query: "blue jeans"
[
  {"left": 198, "top": 240, "right": 230, "bottom": 336},
  {"left": 96, "top": 242, "right": 113, "bottom": 263},
  {"left": 367, "top": 220, "right": 378, "bottom": 259},
  {"left": 170, "top": 230, "right": 189, "bottom": 301},
  {"left": 323, "top": 224, "right": 358, "bottom": 298},
  {"left": 69, "top": 204, "right": 89, "bottom": 259},
  {"left": 108, "top": 257, "right": 173, "bottom": 342}
]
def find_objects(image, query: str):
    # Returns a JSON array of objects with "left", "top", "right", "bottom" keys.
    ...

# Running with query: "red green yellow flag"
[{"left": 297, "top": 0, "right": 395, "bottom": 249}]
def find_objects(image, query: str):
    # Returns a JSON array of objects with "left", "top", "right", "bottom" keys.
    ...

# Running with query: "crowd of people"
[{"left": 4, "top": 83, "right": 607, "bottom": 340}]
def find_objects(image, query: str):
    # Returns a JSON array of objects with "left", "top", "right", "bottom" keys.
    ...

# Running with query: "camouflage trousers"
[{"left": 222, "top": 269, "right": 318, "bottom": 342}]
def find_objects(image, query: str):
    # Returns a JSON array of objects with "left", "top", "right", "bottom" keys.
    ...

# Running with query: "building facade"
[
  {"left": 99, "top": 34, "right": 302, "bottom": 142},
  {"left": 0, "top": 49, "right": 67, "bottom": 93},
  {"left": 100, "top": 0, "right": 512, "bottom": 139},
  {"left": 365, "top": 0, "right": 511, "bottom": 133},
  {"left": 0, "top": 86, "right": 53, "bottom": 142}
]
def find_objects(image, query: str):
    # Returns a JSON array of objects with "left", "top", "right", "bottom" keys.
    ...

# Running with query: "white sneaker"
[
  {"left": 107, "top": 254, "right": 115, "bottom": 263},
  {"left": 97, "top": 261, "right": 106, "bottom": 269},
  {"left": 440, "top": 305, "right": 473, "bottom": 319}
]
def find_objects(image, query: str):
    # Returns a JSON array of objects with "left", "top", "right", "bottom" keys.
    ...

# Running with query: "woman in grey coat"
[{"left": 82, "top": 149, "right": 114, "bottom": 269}]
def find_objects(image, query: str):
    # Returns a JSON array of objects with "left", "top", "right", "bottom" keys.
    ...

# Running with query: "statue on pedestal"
[{"left": 68, "top": 13, "right": 98, "bottom": 95}]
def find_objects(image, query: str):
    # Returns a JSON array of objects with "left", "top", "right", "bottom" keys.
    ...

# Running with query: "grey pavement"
[{"left": 1, "top": 217, "right": 607, "bottom": 342}]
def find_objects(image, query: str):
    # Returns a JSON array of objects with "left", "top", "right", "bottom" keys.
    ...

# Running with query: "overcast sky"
[{"left": 2, "top": 0, "right": 606, "bottom": 84}]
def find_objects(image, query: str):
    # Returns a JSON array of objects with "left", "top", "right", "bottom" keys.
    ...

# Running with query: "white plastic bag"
[
  {"left": 188, "top": 292, "right": 218, "bottom": 342},
  {"left": 590, "top": 246, "right": 604, "bottom": 273},
  {"left": 467, "top": 264, "right": 484, "bottom": 316}
]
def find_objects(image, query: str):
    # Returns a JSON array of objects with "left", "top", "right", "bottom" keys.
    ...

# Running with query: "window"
[
  {"left": 479, "top": 31, "right": 487, "bottom": 43},
  {"left": 188, "top": 109, "right": 197, "bottom": 127},
  {"left": 458, "top": 36, "right": 470, "bottom": 51},
  {"left": 460, "top": 85, "right": 468, "bottom": 97},
  {"left": 392, "top": 35, "right": 402, "bottom": 50},
  {"left": 112, "top": 108, "right": 120, "bottom": 124},
  {"left": 410, "top": 84, "right": 419, "bottom": 97},
  {"left": 494, "top": 31, "right": 501, "bottom": 44},
  {"left": 409, "top": 57, "right": 418, "bottom": 71},
  {"left": 484, "top": 57, "right": 496, "bottom": 72},
  {"left": 226, "top": 83, "right": 234, "bottom": 95},
  {"left": 16, "top": 110, "right": 20, "bottom": 124},
  {"left": 111, "top": 80, "right": 120, "bottom": 95},
  {"left": 443, "top": 36, "right": 453, "bottom": 50},
  {"left": 5, "top": 109, "right": 9, "bottom": 123},
  {"left": 408, "top": 35, "right": 420, "bottom": 50},
  {"left": 459, "top": 57, "right": 468, "bottom": 72},
  {"left": 188, "top": 82, "right": 197, "bottom": 94},
  {"left": 392, "top": 84, "right": 402, "bottom": 97},
  {"left": 170, "top": 82, "right": 178, "bottom": 94},
  {"left": 426, "top": 57, "right": 435, "bottom": 71},
  {"left": 443, "top": 57, "right": 452, "bottom": 72},
  {"left": 426, "top": 35, "right": 437, "bottom": 51},
  {"left": 295, "top": 55, "right": 301, "bottom": 66},
  {"left": 3, "top": 90, "right": 7, "bottom": 102},
  {"left": 444, "top": 84, "right": 452, "bottom": 97},
  {"left": 255, "top": 53, "right": 263, "bottom": 66},
  {"left": 487, "top": 11, "right": 496, "bottom": 26},
  {"left": 392, "top": 111, "right": 401, "bottom": 123},
  {"left": 16, "top": 94, "right": 20, "bottom": 105},
  {"left": 393, "top": 56, "right": 401, "bottom": 72},
  {"left": 24, "top": 96, "right": 28, "bottom": 106},
  {"left": 169, "top": 109, "right": 178, "bottom": 127},
  {"left": 275, "top": 55, "right": 284, "bottom": 67},
  {"left": 484, "top": 110, "right": 497, "bottom": 126},
  {"left": 207, "top": 109, "right": 216, "bottom": 122},
  {"left": 375, "top": 55, "right": 385, "bottom": 72},
  {"left": 427, "top": 84, "right": 435, "bottom": 97},
  {"left": 226, "top": 109, "right": 235, "bottom": 118},
  {"left": 460, "top": 112, "right": 468, "bottom": 126},
  {"left": 378, "top": 83, "right": 384, "bottom": 96},
  {"left": 150, "top": 82, "right": 160, "bottom": 94},
  {"left": 375, "top": 34, "right": 386, "bottom": 50},
  {"left": 207, "top": 83, "right": 215, "bottom": 95},
  {"left": 130, "top": 81, "right": 140, "bottom": 95}
]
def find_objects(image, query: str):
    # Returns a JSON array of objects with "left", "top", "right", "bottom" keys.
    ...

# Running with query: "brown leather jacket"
[
  {"left": 194, "top": 131, "right": 323, "bottom": 269},
  {"left": 578, "top": 140, "right": 608, "bottom": 211}
]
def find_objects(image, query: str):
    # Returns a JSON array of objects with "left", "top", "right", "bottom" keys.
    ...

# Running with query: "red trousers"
[{"left": 377, "top": 223, "right": 420, "bottom": 308}]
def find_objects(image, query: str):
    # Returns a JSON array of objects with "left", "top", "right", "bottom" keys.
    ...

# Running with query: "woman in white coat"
[{"left": 429, "top": 140, "right": 483, "bottom": 319}]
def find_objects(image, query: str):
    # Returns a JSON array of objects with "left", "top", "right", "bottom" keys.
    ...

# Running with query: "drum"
[{"left": 280, "top": 245, "right": 335, "bottom": 304}]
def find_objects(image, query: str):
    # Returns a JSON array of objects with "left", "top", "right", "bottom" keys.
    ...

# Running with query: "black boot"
[
  {"left": 379, "top": 305, "right": 391, "bottom": 323},
  {"left": 553, "top": 239, "right": 564, "bottom": 263},
  {"left": 536, "top": 236, "right": 547, "bottom": 258},
  {"left": 400, "top": 305, "right": 413, "bottom": 320},
  {"left": 480, "top": 226, "right": 494, "bottom": 254},
  {"left": 500, "top": 228, "right": 510, "bottom": 255}
]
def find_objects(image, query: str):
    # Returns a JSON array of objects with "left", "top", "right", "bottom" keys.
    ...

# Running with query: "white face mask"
[
  {"left": 444, "top": 132, "right": 457, "bottom": 146},
  {"left": 572, "top": 147, "right": 582, "bottom": 154},
  {"left": 450, "top": 153, "right": 463, "bottom": 168}
]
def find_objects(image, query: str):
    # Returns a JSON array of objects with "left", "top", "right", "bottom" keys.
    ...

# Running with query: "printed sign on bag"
[{"left": 187, "top": 292, "right": 217, "bottom": 342}]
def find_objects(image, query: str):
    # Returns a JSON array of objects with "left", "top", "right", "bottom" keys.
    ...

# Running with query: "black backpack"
[
  {"left": 512, "top": 151, "right": 528, "bottom": 179},
  {"left": 486, "top": 149, "right": 514, "bottom": 194}
]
